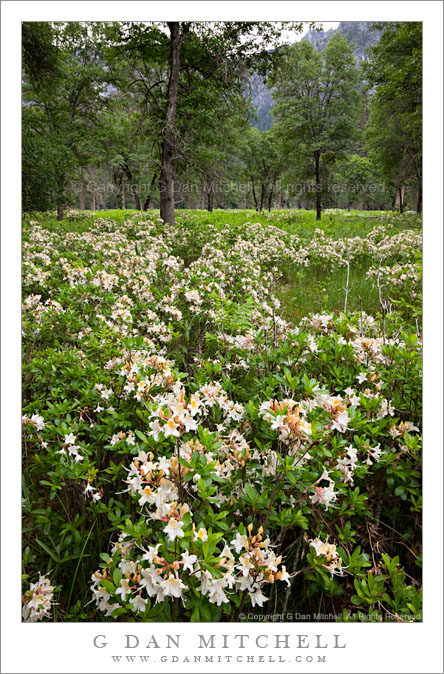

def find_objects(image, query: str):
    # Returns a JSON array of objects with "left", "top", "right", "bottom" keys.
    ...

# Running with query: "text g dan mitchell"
[{"left": 93, "top": 633, "right": 347, "bottom": 650}]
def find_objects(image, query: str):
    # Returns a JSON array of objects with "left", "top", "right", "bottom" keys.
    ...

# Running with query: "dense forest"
[
  {"left": 251, "top": 21, "right": 383, "bottom": 131},
  {"left": 22, "top": 21, "right": 422, "bottom": 221}
]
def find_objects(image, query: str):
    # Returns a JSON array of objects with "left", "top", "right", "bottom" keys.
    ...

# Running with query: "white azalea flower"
[
  {"left": 30, "top": 414, "right": 45, "bottom": 431},
  {"left": 249, "top": 586, "right": 269, "bottom": 607},
  {"left": 163, "top": 518, "right": 184, "bottom": 542},
  {"left": 115, "top": 579, "right": 132, "bottom": 601},
  {"left": 181, "top": 550, "right": 198, "bottom": 572},
  {"left": 149, "top": 419, "right": 163, "bottom": 441},
  {"left": 231, "top": 532, "right": 248, "bottom": 553},
  {"left": 161, "top": 574, "right": 187, "bottom": 598},
  {"left": 163, "top": 418, "right": 180, "bottom": 438},
  {"left": 141, "top": 544, "right": 162, "bottom": 564},
  {"left": 129, "top": 594, "right": 147, "bottom": 613},
  {"left": 194, "top": 527, "right": 208, "bottom": 542}
]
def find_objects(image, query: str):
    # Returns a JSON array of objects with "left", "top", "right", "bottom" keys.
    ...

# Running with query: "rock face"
[
  {"left": 249, "top": 72, "right": 274, "bottom": 132},
  {"left": 303, "top": 21, "right": 382, "bottom": 65},
  {"left": 251, "top": 21, "right": 383, "bottom": 130}
]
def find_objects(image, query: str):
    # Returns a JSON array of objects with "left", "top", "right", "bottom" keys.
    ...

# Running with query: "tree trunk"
[
  {"left": 268, "top": 183, "right": 274, "bottom": 212},
  {"left": 315, "top": 151, "right": 321, "bottom": 221},
  {"left": 56, "top": 174, "right": 65, "bottom": 221},
  {"left": 79, "top": 182, "right": 85, "bottom": 210},
  {"left": 391, "top": 191, "right": 396, "bottom": 211},
  {"left": 159, "top": 22, "right": 184, "bottom": 225},
  {"left": 416, "top": 180, "right": 422, "bottom": 214},
  {"left": 207, "top": 191, "right": 213, "bottom": 212},
  {"left": 123, "top": 164, "right": 141, "bottom": 210},
  {"left": 259, "top": 184, "right": 265, "bottom": 212},
  {"left": 359, "top": 193, "right": 364, "bottom": 211},
  {"left": 396, "top": 186, "right": 404, "bottom": 214},
  {"left": 142, "top": 175, "right": 157, "bottom": 210},
  {"left": 415, "top": 162, "right": 422, "bottom": 214},
  {"left": 251, "top": 176, "right": 258, "bottom": 211},
  {"left": 79, "top": 168, "right": 86, "bottom": 210},
  {"left": 88, "top": 167, "right": 96, "bottom": 211},
  {"left": 120, "top": 183, "right": 126, "bottom": 210},
  {"left": 276, "top": 190, "right": 282, "bottom": 209}
]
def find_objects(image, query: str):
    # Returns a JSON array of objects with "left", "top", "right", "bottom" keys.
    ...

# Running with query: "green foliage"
[
  {"left": 348, "top": 554, "right": 422, "bottom": 622},
  {"left": 22, "top": 22, "right": 108, "bottom": 216},
  {"left": 240, "top": 127, "right": 282, "bottom": 212},
  {"left": 271, "top": 34, "right": 361, "bottom": 217},
  {"left": 22, "top": 208, "right": 421, "bottom": 622},
  {"left": 22, "top": 21, "right": 422, "bottom": 216},
  {"left": 364, "top": 23, "right": 422, "bottom": 211},
  {"left": 22, "top": 128, "right": 60, "bottom": 212}
]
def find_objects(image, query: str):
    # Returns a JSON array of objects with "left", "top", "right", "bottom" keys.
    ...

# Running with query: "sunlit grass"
[{"left": 276, "top": 263, "right": 380, "bottom": 323}]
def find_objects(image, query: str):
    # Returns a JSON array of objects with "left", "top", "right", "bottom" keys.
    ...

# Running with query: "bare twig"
[
  {"left": 359, "top": 296, "right": 364, "bottom": 336},
  {"left": 260, "top": 292, "right": 269, "bottom": 377},
  {"left": 270, "top": 277, "right": 278, "bottom": 348},
  {"left": 376, "top": 260, "right": 388, "bottom": 345},
  {"left": 343, "top": 259, "right": 351, "bottom": 314},
  {"left": 176, "top": 438, "right": 183, "bottom": 501}
]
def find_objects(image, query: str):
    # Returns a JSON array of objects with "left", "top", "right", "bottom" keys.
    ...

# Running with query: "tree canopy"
[
  {"left": 364, "top": 22, "right": 422, "bottom": 212},
  {"left": 22, "top": 21, "right": 422, "bottom": 218},
  {"left": 270, "top": 34, "right": 361, "bottom": 219}
]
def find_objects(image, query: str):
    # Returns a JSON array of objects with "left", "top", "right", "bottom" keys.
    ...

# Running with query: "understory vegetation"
[{"left": 22, "top": 208, "right": 422, "bottom": 623}]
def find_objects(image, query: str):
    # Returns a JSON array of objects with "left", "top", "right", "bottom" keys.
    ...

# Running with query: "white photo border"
[{"left": 1, "top": 2, "right": 443, "bottom": 673}]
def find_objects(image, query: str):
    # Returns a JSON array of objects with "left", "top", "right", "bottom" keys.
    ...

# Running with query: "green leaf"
[
  {"left": 35, "top": 538, "right": 60, "bottom": 563},
  {"left": 135, "top": 429, "right": 149, "bottom": 443}
]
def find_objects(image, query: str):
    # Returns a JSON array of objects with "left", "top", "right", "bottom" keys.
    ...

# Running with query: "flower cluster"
[
  {"left": 310, "top": 469, "right": 339, "bottom": 511},
  {"left": 57, "top": 432, "right": 84, "bottom": 462},
  {"left": 310, "top": 537, "right": 344, "bottom": 576},
  {"left": 22, "top": 574, "right": 55, "bottom": 622},
  {"left": 259, "top": 399, "right": 312, "bottom": 454},
  {"left": 22, "top": 413, "right": 45, "bottom": 432},
  {"left": 90, "top": 523, "right": 290, "bottom": 616},
  {"left": 367, "top": 262, "right": 421, "bottom": 300}
]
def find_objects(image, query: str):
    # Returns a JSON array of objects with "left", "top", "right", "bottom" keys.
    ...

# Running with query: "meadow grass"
[{"left": 276, "top": 263, "right": 380, "bottom": 323}]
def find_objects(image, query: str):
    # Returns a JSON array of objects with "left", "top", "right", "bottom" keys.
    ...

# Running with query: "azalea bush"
[{"left": 22, "top": 209, "right": 422, "bottom": 622}]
